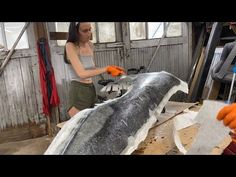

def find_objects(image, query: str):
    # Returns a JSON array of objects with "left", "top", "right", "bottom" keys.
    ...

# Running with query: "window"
[
  {"left": 55, "top": 22, "right": 69, "bottom": 46},
  {"left": 166, "top": 22, "right": 182, "bottom": 37},
  {"left": 55, "top": 22, "right": 116, "bottom": 46},
  {"left": 90, "top": 23, "right": 97, "bottom": 43},
  {"left": 0, "top": 22, "right": 29, "bottom": 50},
  {"left": 148, "top": 22, "right": 164, "bottom": 39},
  {"left": 55, "top": 22, "right": 97, "bottom": 46},
  {"left": 0, "top": 25, "right": 4, "bottom": 50},
  {"left": 97, "top": 22, "right": 116, "bottom": 43},
  {"left": 129, "top": 22, "right": 182, "bottom": 40},
  {"left": 129, "top": 22, "right": 146, "bottom": 40}
]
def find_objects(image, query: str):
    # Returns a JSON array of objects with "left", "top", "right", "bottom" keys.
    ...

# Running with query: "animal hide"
[{"left": 45, "top": 71, "right": 188, "bottom": 155}]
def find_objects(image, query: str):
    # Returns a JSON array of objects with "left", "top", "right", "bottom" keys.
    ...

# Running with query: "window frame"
[
  {"left": 129, "top": 22, "right": 183, "bottom": 41},
  {"left": 0, "top": 22, "right": 30, "bottom": 50},
  {"left": 0, "top": 23, "right": 8, "bottom": 50},
  {"left": 96, "top": 22, "right": 117, "bottom": 43},
  {"left": 54, "top": 22, "right": 118, "bottom": 46}
]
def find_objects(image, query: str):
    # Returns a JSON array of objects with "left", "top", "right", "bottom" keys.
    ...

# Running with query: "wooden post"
[
  {"left": 46, "top": 115, "right": 52, "bottom": 137},
  {"left": 34, "top": 22, "right": 54, "bottom": 136},
  {"left": 33, "top": 22, "right": 49, "bottom": 41},
  {"left": 207, "top": 81, "right": 221, "bottom": 99}
]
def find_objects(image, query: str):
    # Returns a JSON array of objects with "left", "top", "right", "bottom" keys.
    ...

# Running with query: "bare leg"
[
  {"left": 68, "top": 106, "right": 80, "bottom": 118},
  {"left": 57, "top": 106, "right": 80, "bottom": 129}
]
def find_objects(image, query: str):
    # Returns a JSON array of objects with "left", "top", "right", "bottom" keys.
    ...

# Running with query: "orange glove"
[
  {"left": 217, "top": 103, "right": 236, "bottom": 143},
  {"left": 106, "top": 66, "right": 125, "bottom": 77},
  {"left": 110, "top": 65, "right": 125, "bottom": 72},
  {"left": 217, "top": 103, "right": 236, "bottom": 130}
]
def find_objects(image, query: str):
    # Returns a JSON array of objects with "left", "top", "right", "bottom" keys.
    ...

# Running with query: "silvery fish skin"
[{"left": 45, "top": 71, "right": 188, "bottom": 155}]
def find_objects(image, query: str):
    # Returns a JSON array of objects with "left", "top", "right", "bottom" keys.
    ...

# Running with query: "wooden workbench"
[{"left": 133, "top": 101, "right": 231, "bottom": 155}]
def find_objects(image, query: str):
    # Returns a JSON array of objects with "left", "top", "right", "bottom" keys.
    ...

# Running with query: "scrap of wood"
[
  {"left": 207, "top": 81, "right": 221, "bottom": 100},
  {"left": 187, "top": 48, "right": 205, "bottom": 102},
  {"left": 133, "top": 119, "right": 176, "bottom": 155}
]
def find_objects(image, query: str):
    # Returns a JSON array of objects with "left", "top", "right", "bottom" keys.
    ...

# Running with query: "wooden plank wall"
[
  {"left": 127, "top": 44, "right": 187, "bottom": 81},
  {"left": 0, "top": 50, "right": 47, "bottom": 142},
  {"left": 50, "top": 48, "right": 70, "bottom": 122}
]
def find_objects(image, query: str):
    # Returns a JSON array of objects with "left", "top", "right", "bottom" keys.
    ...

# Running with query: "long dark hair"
[{"left": 64, "top": 22, "right": 80, "bottom": 64}]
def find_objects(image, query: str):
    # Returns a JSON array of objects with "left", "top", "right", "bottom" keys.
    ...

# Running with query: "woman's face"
[{"left": 78, "top": 22, "right": 92, "bottom": 42}]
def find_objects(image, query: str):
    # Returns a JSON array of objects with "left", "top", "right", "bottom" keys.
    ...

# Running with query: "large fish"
[{"left": 45, "top": 71, "right": 188, "bottom": 155}]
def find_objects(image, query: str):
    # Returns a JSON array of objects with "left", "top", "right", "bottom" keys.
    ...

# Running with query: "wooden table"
[{"left": 133, "top": 102, "right": 231, "bottom": 155}]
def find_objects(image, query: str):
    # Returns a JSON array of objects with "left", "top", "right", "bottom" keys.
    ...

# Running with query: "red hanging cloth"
[{"left": 37, "top": 38, "right": 60, "bottom": 116}]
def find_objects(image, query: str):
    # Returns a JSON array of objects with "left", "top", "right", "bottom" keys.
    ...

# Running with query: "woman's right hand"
[
  {"left": 110, "top": 65, "right": 125, "bottom": 72},
  {"left": 217, "top": 103, "right": 236, "bottom": 130},
  {"left": 219, "top": 109, "right": 236, "bottom": 154},
  {"left": 106, "top": 66, "right": 125, "bottom": 77}
]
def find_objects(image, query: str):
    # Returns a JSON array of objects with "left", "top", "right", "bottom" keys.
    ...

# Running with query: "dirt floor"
[{"left": 0, "top": 135, "right": 53, "bottom": 155}]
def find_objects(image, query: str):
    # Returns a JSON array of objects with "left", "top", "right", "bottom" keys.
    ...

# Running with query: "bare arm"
[{"left": 66, "top": 42, "right": 107, "bottom": 79}]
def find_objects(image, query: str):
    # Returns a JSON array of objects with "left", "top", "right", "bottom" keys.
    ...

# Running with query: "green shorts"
[{"left": 67, "top": 81, "right": 97, "bottom": 113}]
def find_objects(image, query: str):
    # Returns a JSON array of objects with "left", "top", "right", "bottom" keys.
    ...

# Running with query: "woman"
[{"left": 64, "top": 22, "right": 125, "bottom": 118}]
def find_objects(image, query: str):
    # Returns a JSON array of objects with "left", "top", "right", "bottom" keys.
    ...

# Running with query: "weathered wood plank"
[
  {"left": 0, "top": 49, "right": 37, "bottom": 60},
  {"left": 0, "top": 123, "right": 46, "bottom": 144},
  {"left": 3, "top": 60, "right": 19, "bottom": 126},
  {"left": 50, "top": 53, "right": 68, "bottom": 121},
  {"left": 3, "top": 59, "right": 28, "bottom": 126},
  {"left": 30, "top": 55, "right": 46, "bottom": 121},
  {"left": 178, "top": 44, "right": 184, "bottom": 80},
  {"left": 182, "top": 22, "right": 190, "bottom": 81},
  {"left": 187, "top": 48, "right": 205, "bottom": 102},
  {"left": 50, "top": 32, "right": 68, "bottom": 40},
  {"left": 20, "top": 57, "right": 39, "bottom": 123},
  {"left": 0, "top": 73, "right": 9, "bottom": 130}
]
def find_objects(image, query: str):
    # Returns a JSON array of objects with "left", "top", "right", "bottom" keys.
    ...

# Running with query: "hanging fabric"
[{"left": 37, "top": 37, "right": 60, "bottom": 116}]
